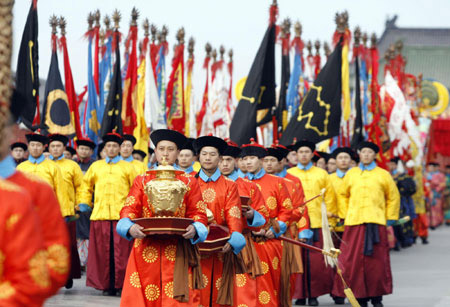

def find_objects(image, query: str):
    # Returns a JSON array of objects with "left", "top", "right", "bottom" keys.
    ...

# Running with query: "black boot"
[
  {"left": 295, "top": 299, "right": 306, "bottom": 305},
  {"left": 371, "top": 296, "right": 383, "bottom": 307},
  {"left": 64, "top": 278, "right": 73, "bottom": 289},
  {"left": 333, "top": 296, "right": 345, "bottom": 304},
  {"left": 357, "top": 298, "right": 369, "bottom": 307},
  {"left": 421, "top": 237, "right": 429, "bottom": 244},
  {"left": 308, "top": 297, "right": 319, "bottom": 306}
]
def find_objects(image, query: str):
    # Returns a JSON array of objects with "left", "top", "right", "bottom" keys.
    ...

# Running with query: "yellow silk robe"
[
  {"left": 130, "top": 160, "right": 147, "bottom": 176},
  {"left": 77, "top": 159, "right": 137, "bottom": 220},
  {"left": 16, "top": 159, "right": 67, "bottom": 216},
  {"left": 340, "top": 166, "right": 400, "bottom": 226},
  {"left": 54, "top": 158, "right": 84, "bottom": 217},
  {"left": 287, "top": 166, "right": 336, "bottom": 228}
]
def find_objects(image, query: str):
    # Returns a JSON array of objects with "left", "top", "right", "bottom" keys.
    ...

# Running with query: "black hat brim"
[
  {"left": 193, "top": 136, "right": 227, "bottom": 155},
  {"left": 150, "top": 129, "right": 187, "bottom": 149}
]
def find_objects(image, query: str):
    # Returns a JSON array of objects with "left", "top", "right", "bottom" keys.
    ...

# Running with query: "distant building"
[{"left": 378, "top": 15, "right": 450, "bottom": 88}]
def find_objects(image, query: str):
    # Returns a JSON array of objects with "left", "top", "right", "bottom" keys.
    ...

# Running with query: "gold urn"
[{"left": 144, "top": 158, "right": 188, "bottom": 216}]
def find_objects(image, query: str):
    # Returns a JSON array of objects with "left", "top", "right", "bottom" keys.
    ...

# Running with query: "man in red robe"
[
  {"left": 117, "top": 129, "right": 208, "bottom": 306},
  {"left": 192, "top": 135, "right": 246, "bottom": 306},
  {"left": 241, "top": 139, "right": 294, "bottom": 307},
  {"left": 219, "top": 139, "right": 270, "bottom": 306}
]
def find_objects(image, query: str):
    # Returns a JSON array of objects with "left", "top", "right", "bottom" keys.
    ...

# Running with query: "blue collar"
[
  {"left": 227, "top": 170, "right": 239, "bottom": 181},
  {"left": 391, "top": 169, "right": 398, "bottom": 176},
  {"left": 275, "top": 167, "right": 287, "bottom": 178},
  {"left": 49, "top": 154, "right": 64, "bottom": 161},
  {"left": 247, "top": 168, "right": 266, "bottom": 180},
  {"left": 359, "top": 161, "right": 376, "bottom": 171},
  {"left": 184, "top": 164, "right": 194, "bottom": 174},
  {"left": 29, "top": 154, "right": 45, "bottom": 164},
  {"left": 198, "top": 168, "right": 221, "bottom": 182},
  {"left": 0, "top": 156, "right": 17, "bottom": 179},
  {"left": 121, "top": 155, "right": 133, "bottom": 162},
  {"left": 175, "top": 162, "right": 194, "bottom": 174},
  {"left": 297, "top": 161, "right": 313, "bottom": 171},
  {"left": 237, "top": 169, "right": 247, "bottom": 178},
  {"left": 148, "top": 162, "right": 156, "bottom": 169},
  {"left": 106, "top": 155, "right": 121, "bottom": 164},
  {"left": 336, "top": 169, "right": 347, "bottom": 178}
]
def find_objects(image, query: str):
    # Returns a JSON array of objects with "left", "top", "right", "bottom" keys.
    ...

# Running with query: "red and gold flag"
[
  {"left": 165, "top": 43, "right": 185, "bottom": 133},
  {"left": 121, "top": 20, "right": 138, "bottom": 134}
]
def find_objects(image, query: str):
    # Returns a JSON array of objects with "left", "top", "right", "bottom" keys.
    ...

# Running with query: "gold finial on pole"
[
  {"left": 294, "top": 21, "right": 302, "bottom": 37},
  {"left": 130, "top": 7, "right": 139, "bottom": 27},
  {"left": 150, "top": 24, "right": 157, "bottom": 44},
  {"left": 176, "top": 27, "right": 185, "bottom": 45},
  {"left": 94, "top": 9, "right": 100, "bottom": 28},
  {"left": 87, "top": 12, "right": 94, "bottom": 31},
  {"left": 354, "top": 26, "right": 361, "bottom": 47},
  {"left": 306, "top": 40, "right": 312, "bottom": 56},
  {"left": 188, "top": 37, "right": 195, "bottom": 59},
  {"left": 205, "top": 42, "right": 212, "bottom": 57},
  {"left": 362, "top": 32, "right": 368, "bottom": 47},
  {"left": 314, "top": 40, "right": 321, "bottom": 56},
  {"left": 50, "top": 15, "right": 59, "bottom": 35},
  {"left": 104, "top": 15, "right": 111, "bottom": 31},
  {"left": 228, "top": 49, "right": 233, "bottom": 62},
  {"left": 112, "top": 9, "right": 121, "bottom": 31},
  {"left": 143, "top": 18, "right": 149, "bottom": 37},
  {"left": 59, "top": 16, "right": 67, "bottom": 36}
]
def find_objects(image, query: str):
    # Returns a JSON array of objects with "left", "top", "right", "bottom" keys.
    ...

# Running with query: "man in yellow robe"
[
  {"left": 331, "top": 141, "right": 400, "bottom": 307},
  {"left": 120, "top": 134, "right": 147, "bottom": 175},
  {"left": 16, "top": 131, "right": 67, "bottom": 212},
  {"left": 48, "top": 133, "right": 84, "bottom": 288},
  {"left": 287, "top": 140, "right": 336, "bottom": 306},
  {"left": 78, "top": 132, "right": 137, "bottom": 296}
]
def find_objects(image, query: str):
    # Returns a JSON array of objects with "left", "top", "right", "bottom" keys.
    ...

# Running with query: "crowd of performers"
[{"left": 2, "top": 122, "right": 450, "bottom": 307}]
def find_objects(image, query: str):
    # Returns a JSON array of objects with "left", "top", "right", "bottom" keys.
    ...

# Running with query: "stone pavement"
[{"left": 45, "top": 226, "right": 450, "bottom": 307}]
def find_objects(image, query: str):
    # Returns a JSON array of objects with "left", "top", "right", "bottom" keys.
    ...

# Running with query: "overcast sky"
[{"left": 11, "top": 0, "right": 450, "bottom": 98}]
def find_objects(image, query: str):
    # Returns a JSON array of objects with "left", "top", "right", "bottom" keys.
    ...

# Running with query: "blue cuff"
[
  {"left": 270, "top": 220, "right": 287, "bottom": 238},
  {"left": 116, "top": 218, "right": 135, "bottom": 241},
  {"left": 247, "top": 210, "right": 266, "bottom": 227},
  {"left": 78, "top": 204, "right": 92, "bottom": 212},
  {"left": 228, "top": 231, "right": 246, "bottom": 255},
  {"left": 299, "top": 229, "right": 314, "bottom": 239},
  {"left": 386, "top": 220, "right": 396, "bottom": 227},
  {"left": 190, "top": 222, "right": 208, "bottom": 244}
]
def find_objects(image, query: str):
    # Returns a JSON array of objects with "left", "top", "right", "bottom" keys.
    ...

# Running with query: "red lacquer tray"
[
  {"left": 240, "top": 196, "right": 251, "bottom": 210},
  {"left": 198, "top": 224, "right": 230, "bottom": 254},
  {"left": 132, "top": 217, "right": 193, "bottom": 235}
]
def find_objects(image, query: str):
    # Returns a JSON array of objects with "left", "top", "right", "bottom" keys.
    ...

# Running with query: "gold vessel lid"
[{"left": 147, "top": 157, "right": 184, "bottom": 178}]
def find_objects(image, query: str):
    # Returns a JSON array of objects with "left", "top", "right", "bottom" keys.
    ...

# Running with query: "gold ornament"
[{"left": 144, "top": 157, "right": 188, "bottom": 216}]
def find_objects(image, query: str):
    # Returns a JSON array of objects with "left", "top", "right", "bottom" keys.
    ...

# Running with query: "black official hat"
[
  {"left": 240, "top": 138, "right": 268, "bottom": 158},
  {"left": 48, "top": 134, "right": 69, "bottom": 146},
  {"left": 316, "top": 151, "right": 331, "bottom": 163},
  {"left": 75, "top": 137, "right": 96, "bottom": 150},
  {"left": 150, "top": 129, "right": 187, "bottom": 149},
  {"left": 65, "top": 146, "right": 76, "bottom": 156},
  {"left": 292, "top": 139, "right": 316, "bottom": 152},
  {"left": 132, "top": 149, "right": 147, "bottom": 159},
  {"left": 102, "top": 132, "right": 123, "bottom": 145},
  {"left": 25, "top": 130, "right": 49, "bottom": 145},
  {"left": 10, "top": 141, "right": 27, "bottom": 151},
  {"left": 193, "top": 135, "right": 228, "bottom": 155},
  {"left": 357, "top": 141, "right": 379, "bottom": 153},
  {"left": 223, "top": 139, "right": 241, "bottom": 158},
  {"left": 265, "top": 146, "right": 285, "bottom": 161},
  {"left": 332, "top": 147, "right": 354, "bottom": 159},
  {"left": 181, "top": 138, "right": 196, "bottom": 154},
  {"left": 122, "top": 134, "right": 137, "bottom": 145}
]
